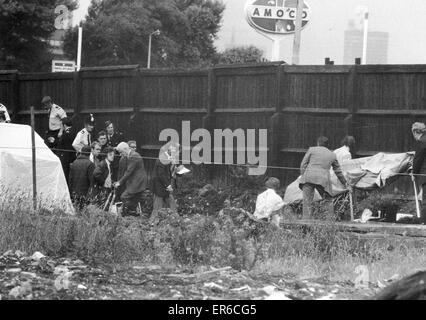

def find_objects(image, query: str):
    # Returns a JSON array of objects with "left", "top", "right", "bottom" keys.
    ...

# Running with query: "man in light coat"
[{"left": 299, "top": 136, "right": 349, "bottom": 220}]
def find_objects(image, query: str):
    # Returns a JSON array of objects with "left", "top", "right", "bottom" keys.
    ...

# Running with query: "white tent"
[{"left": 0, "top": 123, "right": 74, "bottom": 214}]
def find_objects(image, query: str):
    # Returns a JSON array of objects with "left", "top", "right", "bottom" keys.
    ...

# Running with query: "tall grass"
[{"left": 1, "top": 192, "right": 425, "bottom": 285}]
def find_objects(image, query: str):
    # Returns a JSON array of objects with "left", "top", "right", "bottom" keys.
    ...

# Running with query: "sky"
[{"left": 72, "top": 0, "right": 426, "bottom": 65}]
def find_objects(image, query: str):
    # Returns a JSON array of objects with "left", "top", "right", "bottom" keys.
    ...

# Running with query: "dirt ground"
[{"left": 0, "top": 250, "right": 381, "bottom": 300}]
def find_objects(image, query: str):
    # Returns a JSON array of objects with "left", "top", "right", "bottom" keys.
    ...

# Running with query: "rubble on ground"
[{"left": 0, "top": 250, "right": 380, "bottom": 300}]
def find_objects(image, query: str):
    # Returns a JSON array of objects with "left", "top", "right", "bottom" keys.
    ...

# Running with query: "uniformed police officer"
[
  {"left": 42, "top": 96, "right": 67, "bottom": 149},
  {"left": 0, "top": 103, "right": 11, "bottom": 123},
  {"left": 72, "top": 114, "right": 95, "bottom": 153}
]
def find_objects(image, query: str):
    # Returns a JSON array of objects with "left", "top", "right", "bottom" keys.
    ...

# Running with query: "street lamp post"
[{"left": 147, "top": 29, "right": 160, "bottom": 69}]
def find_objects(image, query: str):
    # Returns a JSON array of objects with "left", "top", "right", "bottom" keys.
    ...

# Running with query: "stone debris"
[
  {"left": 0, "top": 249, "right": 380, "bottom": 300},
  {"left": 31, "top": 252, "right": 45, "bottom": 262}
]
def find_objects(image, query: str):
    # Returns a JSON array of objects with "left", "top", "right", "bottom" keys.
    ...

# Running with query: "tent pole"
[
  {"left": 349, "top": 190, "right": 354, "bottom": 222},
  {"left": 31, "top": 106, "right": 37, "bottom": 210}
]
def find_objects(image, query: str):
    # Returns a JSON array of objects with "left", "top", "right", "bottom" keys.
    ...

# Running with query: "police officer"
[
  {"left": 42, "top": 96, "right": 67, "bottom": 149},
  {"left": 0, "top": 103, "right": 11, "bottom": 123},
  {"left": 105, "top": 120, "right": 125, "bottom": 147},
  {"left": 72, "top": 114, "right": 95, "bottom": 152}
]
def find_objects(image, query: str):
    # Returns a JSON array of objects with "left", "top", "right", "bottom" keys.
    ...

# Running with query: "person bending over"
[
  {"left": 299, "top": 136, "right": 349, "bottom": 220},
  {"left": 114, "top": 142, "right": 148, "bottom": 217}
]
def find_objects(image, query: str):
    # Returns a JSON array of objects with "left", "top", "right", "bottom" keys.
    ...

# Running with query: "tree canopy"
[
  {"left": 0, "top": 0, "right": 77, "bottom": 72},
  {"left": 63, "top": 0, "right": 226, "bottom": 69},
  {"left": 215, "top": 46, "right": 265, "bottom": 65}
]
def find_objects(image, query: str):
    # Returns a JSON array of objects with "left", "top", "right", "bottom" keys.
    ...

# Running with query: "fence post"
[
  {"left": 30, "top": 106, "right": 37, "bottom": 210},
  {"left": 345, "top": 65, "right": 358, "bottom": 138},
  {"left": 203, "top": 68, "right": 217, "bottom": 180},
  {"left": 10, "top": 71, "right": 19, "bottom": 122},
  {"left": 270, "top": 64, "right": 285, "bottom": 179},
  {"left": 130, "top": 66, "right": 142, "bottom": 143}
]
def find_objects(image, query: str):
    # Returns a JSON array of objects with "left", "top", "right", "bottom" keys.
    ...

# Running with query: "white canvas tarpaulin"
[
  {"left": 284, "top": 152, "right": 413, "bottom": 204},
  {"left": 0, "top": 123, "right": 74, "bottom": 214}
]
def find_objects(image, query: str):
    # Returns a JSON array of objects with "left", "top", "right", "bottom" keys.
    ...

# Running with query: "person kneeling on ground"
[
  {"left": 114, "top": 142, "right": 147, "bottom": 217},
  {"left": 150, "top": 143, "right": 180, "bottom": 223},
  {"left": 92, "top": 146, "right": 115, "bottom": 208},
  {"left": 299, "top": 136, "right": 350, "bottom": 220},
  {"left": 253, "top": 177, "right": 286, "bottom": 227}
]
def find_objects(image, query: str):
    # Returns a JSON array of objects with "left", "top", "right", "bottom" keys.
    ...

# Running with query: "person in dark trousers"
[
  {"left": 57, "top": 117, "right": 76, "bottom": 185},
  {"left": 114, "top": 142, "right": 147, "bottom": 217},
  {"left": 105, "top": 121, "right": 124, "bottom": 180},
  {"left": 299, "top": 136, "right": 349, "bottom": 220},
  {"left": 150, "top": 144, "right": 179, "bottom": 223},
  {"left": 69, "top": 146, "right": 95, "bottom": 210},
  {"left": 42, "top": 96, "right": 67, "bottom": 151},
  {"left": 92, "top": 147, "right": 115, "bottom": 208},
  {"left": 411, "top": 122, "right": 426, "bottom": 223}
]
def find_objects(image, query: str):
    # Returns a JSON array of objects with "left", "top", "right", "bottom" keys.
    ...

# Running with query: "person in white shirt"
[
  {"left": 0, "top": 103, "right": 11, "bottom": 123},
  {"left": 42, "top": 96, "right": 67, "bottom": 149},
  {"left": 334, "top": 136, "right": 356, "bottom": 164},
  {"left": 72, "top": 114, "right": 95, "bottom": 152},
  {"left": 253, "top": 177, "right": 286, "bottom": 227}
]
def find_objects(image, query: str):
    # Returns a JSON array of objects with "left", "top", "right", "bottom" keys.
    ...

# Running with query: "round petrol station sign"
[{"left": 245, "top": 0, "right": 311, "bottom": 35}]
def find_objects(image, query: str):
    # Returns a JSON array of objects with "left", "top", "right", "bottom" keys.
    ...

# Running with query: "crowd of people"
[
  {"left": 2, "top": 96, "right": 426, "bottom": 223},
  {"left": 1, "top": 97, "right": 181, "bottom": 221}
]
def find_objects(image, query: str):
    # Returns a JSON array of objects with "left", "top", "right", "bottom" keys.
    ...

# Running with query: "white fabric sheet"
[{"left": 0, "top": 123, "right": 74, "bottom": 214}]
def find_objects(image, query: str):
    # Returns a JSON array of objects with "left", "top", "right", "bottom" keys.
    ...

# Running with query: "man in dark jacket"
[
  {"left": 115, "top": 142, "right": 147, "bottom": 217},
  {"left": 105, "top": 121, "right": 124, "bottom": 180},
  {"left": 69, "top": 146, "right": 95, "bottom": 209},
  {"left": 116, "top": 149, "right": 128, "bottom": 201},
  {"left": 150, "top": 144, "right": 179, "bottom": 223},
  {"left": 92, "top": 147, "right": 115, "bottom": 208},
  {"left": 57, "top": 117, "right": 76, "bottom": 186},
  {"left": 411, "top": 122, "right": 426, "bottom": 223}
]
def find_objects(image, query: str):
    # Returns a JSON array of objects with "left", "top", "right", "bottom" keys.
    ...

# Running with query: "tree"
[
  {"left": 0, "top": 0, "right": 77, "bottom": 72},
  {"left": 63, "top": 0, "right": 225, "bottom": 68},
  {"left": 215, "top": 46, "right": 266, "bottom": 65}
]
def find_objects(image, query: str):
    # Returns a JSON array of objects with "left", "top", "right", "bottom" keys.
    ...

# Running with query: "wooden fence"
[{"left": 1, "top": 63, "right": 425, "bottom": 194}]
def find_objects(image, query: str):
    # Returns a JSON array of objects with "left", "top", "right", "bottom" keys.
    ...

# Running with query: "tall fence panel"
[
  {"left": 278, "top": 66, "right": 352, "bottom": 185},
  {"left": 17, "top": 72, "right": 76, "bottom": 134},
  {"left": 137, "top": 69, "right": 209, "bottom": 177},
  {"left": 1, "top": 63, "right": 425, "bottom": 197}
]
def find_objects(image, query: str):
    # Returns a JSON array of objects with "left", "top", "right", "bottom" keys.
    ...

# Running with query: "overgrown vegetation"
[{"left": 1, "top": 177, "right": 426, "bottom": 286}]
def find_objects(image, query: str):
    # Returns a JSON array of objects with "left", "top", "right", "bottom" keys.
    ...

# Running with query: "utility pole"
[
  {"left": 147, "top": 30, "right": 160, "bottom": 69},
  {"left": 76, "top": 26, "right": 83, "bottom": 71},
  {"left": 30, "top": 106, "right": 37, "bottom": 211},
  {"left": 292, "top": 0, "right": 305, "bottom": 65},
  {"left": 362, "top": 11, "right": 369, "bottom": 64}
]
